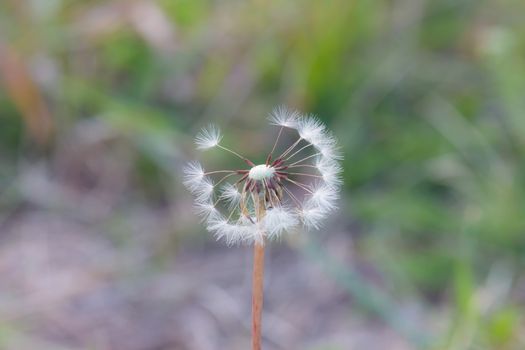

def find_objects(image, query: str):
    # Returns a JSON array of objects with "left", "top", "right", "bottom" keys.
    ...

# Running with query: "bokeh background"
[{"left": 1, "top": 0, "right": 525, "bottom": 349}]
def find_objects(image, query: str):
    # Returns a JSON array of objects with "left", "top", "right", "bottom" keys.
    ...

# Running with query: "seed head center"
[{"left": 248, "top": 164, "right": 275, "bottom": 181}]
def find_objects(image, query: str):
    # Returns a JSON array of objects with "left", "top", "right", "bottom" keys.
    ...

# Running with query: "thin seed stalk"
[{"left": 252, "top": 195, "right": 266, "bottom": 350}]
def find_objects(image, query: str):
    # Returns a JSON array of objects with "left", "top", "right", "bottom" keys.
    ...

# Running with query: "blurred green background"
[{"left": 1, "top": 0, "right": 525, "bottom": 349}]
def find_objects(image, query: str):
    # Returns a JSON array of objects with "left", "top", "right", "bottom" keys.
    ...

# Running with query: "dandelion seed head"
[
  {"left": 184, "top": 107, "right": 342, "bottom": 245},
  {"left": 248, "top": 164, "right": 275, "bottom": 181}
]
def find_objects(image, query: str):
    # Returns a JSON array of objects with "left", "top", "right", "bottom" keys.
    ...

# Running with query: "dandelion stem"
[
  {"left": 252, "top": 196, "right": 266, "bottom": 350},
  {"left": 252, "top": 242, "right": 264, "bottom": 350}
]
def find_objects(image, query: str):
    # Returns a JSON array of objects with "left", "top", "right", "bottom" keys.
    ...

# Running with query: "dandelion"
[
  {"left": 183, "top": 106, "right": 343, "bottom": 350},
  {"left": 184, "top": 107, "right": 342, "bottom": 244}
]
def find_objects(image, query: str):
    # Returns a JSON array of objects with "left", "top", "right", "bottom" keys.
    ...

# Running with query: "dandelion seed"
[
  {"left": 194, "top": 177, "right": 214, "bottom": 202},
  {"left": 297, "top": 115, "right": 326, "bottom": 145},
  {"left": 182, "top": 161, "right": 205, "bottom": 191},
  {"left": 268, "top": 105, "right": 300, "bottom": 128},
  {"left": 194, "top": 200, "right": 219, "bottom": 220},
  {"left": 316, "top": 157, "right": 343, "bottom": 188},
  {"left": 307, "top": 183, "right": 339, "bottom": 212},
  {"left": 299, "top": 203, "right": 328, "bottom": 229},
  {"left": 195, "top": 124, "right": 222, "bottom": 150},
  {"left": 220, "top": 183, "right": 241, "bottom": 209},
  {"left": 263, "top": 206, "right": 299, "bottom": 239}
]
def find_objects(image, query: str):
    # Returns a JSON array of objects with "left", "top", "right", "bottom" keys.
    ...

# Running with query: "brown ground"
[{"left": 0, "top": 207, "right": 412, "bottom": 350}]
